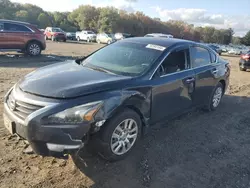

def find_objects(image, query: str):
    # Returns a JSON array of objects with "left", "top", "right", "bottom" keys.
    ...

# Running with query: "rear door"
[
  {"left": 151, "top": 45, "right": 195, "bottom": 124},
  {"left": 191, "top": 45, "right": 219, "bottom": 106},
  {"left": 3, "top": 22, "right": 33, "bottom": 49}
]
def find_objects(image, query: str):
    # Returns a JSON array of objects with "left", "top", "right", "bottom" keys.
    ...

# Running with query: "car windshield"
[
  {"left": 87, "top": 31, "right": 94, "bottom": 34},
  {"left": 81, "top": 42, "right": 164, "bottom": 76},
  {"left": 52, "top": 28, "right": 61, "bottom": 32}
]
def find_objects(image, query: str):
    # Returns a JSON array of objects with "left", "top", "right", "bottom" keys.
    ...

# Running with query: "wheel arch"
[
  {"left": 105, "top": 93, "right": 151, "bottom": 135},
  {"left": 25, "top": 39, "right": 43, "bottom": 50},
  {"left": 219, "top": 79, "right": 226, "bottom": 94}
]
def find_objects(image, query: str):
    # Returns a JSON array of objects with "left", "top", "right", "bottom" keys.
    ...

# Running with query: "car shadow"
[
  {"left": 71, "top": 94, "right": 250, "bottom": 188},
  {"left": 0, "top": 54, "right": 83, "bottom": 68}
]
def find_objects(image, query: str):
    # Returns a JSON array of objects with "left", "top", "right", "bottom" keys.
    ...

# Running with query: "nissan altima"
[{"left": 3, "top": 37, "right": 230, "bottom": 161}]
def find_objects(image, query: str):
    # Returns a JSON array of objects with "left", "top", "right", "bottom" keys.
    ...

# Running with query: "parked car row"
[
  {"left": 208, "top": 43, "right": 250, "bottom": 55},
  {"left": 0, "top": 19, "right": 176, "bottom": 56}
]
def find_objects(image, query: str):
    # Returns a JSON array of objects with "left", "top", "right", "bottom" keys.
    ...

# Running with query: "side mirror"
[{"left": 75, "top": 56, "right": 86, "bottom": 65}]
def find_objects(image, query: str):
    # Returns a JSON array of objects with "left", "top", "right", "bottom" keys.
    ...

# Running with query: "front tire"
[
  {"left": 95, "top": 109, "right": 141, "bottom": 161},
  {"left": 26, "top": 42, "right": 41, "bottom": 56},
  {"left": 240, "top": 67, "right": 246, "bottom": 71},
  {"left": 51, "top": 36, "right": 55, "bottom": 42},
  {"left": 77, "top": 37, "right": 80, "bottom": 42}
]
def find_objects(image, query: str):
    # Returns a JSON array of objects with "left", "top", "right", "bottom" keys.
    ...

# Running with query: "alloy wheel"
[
  {"left": 111, "top": 118, "right": 138, "bottom": 155},
  {"left": 29, "top": 44, "right": 41, "bottom": 56},
  {"left": 212, "top": 87, "right": 222, "bottom": 108}
]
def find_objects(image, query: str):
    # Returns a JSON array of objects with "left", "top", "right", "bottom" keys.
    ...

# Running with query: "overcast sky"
[{"left": 11, "top": 0, "right": 250, "bottom": 36}]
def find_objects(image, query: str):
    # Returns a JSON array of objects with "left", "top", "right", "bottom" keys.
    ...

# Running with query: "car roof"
[
  {"left": 0, "top": 19, "right": 31, "bottom": 25},
  {"left": 122, "top": 37, "right": 196, "bottom": 48}
]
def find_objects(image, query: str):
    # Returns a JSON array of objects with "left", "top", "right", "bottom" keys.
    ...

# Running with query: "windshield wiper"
[{"left": 84, "top": 65, "right": 117, "bottom": 75}]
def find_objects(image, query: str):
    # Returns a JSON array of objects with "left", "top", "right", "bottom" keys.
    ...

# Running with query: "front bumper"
[
  {"left": 3, "top": 87, "right": 91, "bottom": 157},
  {"left": 54, "top": 35, "right": 66, "bottom": 40}
]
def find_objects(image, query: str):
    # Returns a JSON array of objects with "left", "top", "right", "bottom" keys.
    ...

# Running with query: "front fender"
[{"left": 94, "top": 89, "right": 152, "bottom": 131}]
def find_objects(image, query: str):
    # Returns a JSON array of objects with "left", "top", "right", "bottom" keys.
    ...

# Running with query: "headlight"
[{"left": 46, "top": 101, "right": 103, "bottom": 124}]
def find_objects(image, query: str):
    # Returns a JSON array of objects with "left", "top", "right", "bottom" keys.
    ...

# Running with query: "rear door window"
[
  {"left": 155, "top": 47, "right": 190, "bottom": 77},
  {"left": 191, "top": 46, "right": 211, "bottom": 68},
  {"left": 4, "top": 23, "right": 32, "bottom": 32}
]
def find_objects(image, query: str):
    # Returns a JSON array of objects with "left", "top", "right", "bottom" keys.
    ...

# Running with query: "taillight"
[{"left": 241, "top": 54, "right": 250, "bottom": 60}]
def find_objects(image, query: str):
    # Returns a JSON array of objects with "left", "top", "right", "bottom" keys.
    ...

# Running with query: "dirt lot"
[{"left": 1, "top": 41, "right": 250, "bottom": 188}]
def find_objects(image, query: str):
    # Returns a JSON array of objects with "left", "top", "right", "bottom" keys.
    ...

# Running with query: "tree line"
[{"left": 1, "top": 0, "right": 250, "bottom": 45}]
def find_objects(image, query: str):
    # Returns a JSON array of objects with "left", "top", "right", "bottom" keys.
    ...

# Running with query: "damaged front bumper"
[{"left": 3, "top": 87, "right": 95, "bottom": 158}]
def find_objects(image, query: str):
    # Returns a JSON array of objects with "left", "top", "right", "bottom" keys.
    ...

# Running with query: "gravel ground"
[{"left": 0, "top": 41, "right": 250, "bottom": 188}]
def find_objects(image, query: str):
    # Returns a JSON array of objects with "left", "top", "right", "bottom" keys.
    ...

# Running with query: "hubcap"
[
  {"left": 213, "top": 87, "right": 222, "bottom": 108},
  {"left": 29, "top": 44, "right": 40, "bottom": 55},
  {"left": 111, "top": 119, "right": 138, "bottom": 155}
]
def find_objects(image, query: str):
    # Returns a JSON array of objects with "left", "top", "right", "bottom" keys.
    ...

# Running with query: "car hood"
[{"left": 19, "top": 61, "right": 131, "bottom": 99}]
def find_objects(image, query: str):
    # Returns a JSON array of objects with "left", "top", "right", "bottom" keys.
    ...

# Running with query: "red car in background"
[
  {"left": 44, "top": 27, "right": 66, "bottom": 42},
  {"left": 0, "top": 19, "right": 46, "bottom": 56},
  {"left": 239, "top": 51, "right": 250, "bottom": 71}
]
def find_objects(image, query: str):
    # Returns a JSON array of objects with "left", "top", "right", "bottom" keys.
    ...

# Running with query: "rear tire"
[
  {"left": 204, "top": 82, "right": 224, "bottom": 111},
  {"left": 93, "top": 109, "right": 142, "bottom": 161},
  {"left": 26, "top": 42, "right": 41, "bottom": 56}
]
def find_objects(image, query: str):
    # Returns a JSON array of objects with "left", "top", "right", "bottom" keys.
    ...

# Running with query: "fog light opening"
[{"left": 95, "top": 120, "right": 106, "bottom": 127}]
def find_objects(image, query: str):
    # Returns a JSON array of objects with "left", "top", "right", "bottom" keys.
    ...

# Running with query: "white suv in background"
[{"left": 76, "top": 30, "right": 96, "bottom": 42}]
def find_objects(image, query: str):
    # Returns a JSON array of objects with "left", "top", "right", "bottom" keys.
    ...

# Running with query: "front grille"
[{"left": 6, "top": 91, "right": 44, "bottom": 120}]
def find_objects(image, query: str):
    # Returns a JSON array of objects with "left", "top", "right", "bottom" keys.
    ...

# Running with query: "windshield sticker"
[{"left": 146, "top": 44, "right": 166, "bottom": 51}]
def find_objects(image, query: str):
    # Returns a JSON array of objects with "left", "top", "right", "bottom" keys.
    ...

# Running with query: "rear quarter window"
[{"left": 210, "top": 51, "right": 217, "bottom": 63}]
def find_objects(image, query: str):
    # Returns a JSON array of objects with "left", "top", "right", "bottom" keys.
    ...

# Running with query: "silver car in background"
[{"left": 96, "top": 33, "right": 116, "bottom": 44}]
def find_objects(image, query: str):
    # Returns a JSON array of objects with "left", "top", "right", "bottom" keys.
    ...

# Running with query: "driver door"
[{"left": 151, "top": 45, "right": 195, "bottom": 124}]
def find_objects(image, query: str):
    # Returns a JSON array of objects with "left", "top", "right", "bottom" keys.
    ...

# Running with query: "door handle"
[
  {"left": 185, "top": 77, "right": 195, "bottom": 84},
  {"left": 212, "top": 69, "right": 218, "bottom": 74}
]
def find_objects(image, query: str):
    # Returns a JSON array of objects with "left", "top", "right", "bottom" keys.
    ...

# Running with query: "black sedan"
[
  {"left": 239, "top": 51, "right": 250, "bottom": 71},
  {"left": 3, "top": 38, "right": 230, "bottom": 161}
]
